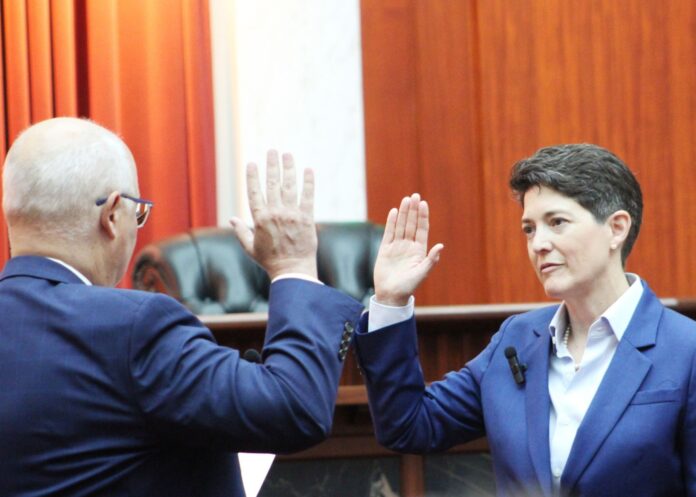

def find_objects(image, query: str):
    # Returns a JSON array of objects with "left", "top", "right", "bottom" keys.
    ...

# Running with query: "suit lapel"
[
  {"left": 524, "top": 327, "right": 553, "bottom": 497},
  {"left": 561, "top": 285, "right": 660, "bottom": 493}
]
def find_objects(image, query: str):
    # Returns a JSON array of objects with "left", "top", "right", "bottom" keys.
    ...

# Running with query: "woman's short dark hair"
[{"left": 509, "top": 144, "right": 643, "bottom": 264}]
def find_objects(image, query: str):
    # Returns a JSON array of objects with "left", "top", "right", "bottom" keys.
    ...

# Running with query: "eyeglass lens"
[{"left": 135, "top": 204, "right": 150, "bottom": 227}]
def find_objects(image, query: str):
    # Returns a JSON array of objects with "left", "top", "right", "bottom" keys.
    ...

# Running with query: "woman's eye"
[
  {"left": 522, "top": 225, "right": 534, "bottom": 236},
  {"left": 550, "top": 218, "right": 567, "bottom": 227}
]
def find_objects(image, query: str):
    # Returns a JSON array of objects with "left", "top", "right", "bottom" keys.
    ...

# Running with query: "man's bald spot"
[
  {"left": 8, "top": 117, "right": 131, "bottom": 166},
  {"left": 3, "top": 117, "right": 137, "bottom": 238}
]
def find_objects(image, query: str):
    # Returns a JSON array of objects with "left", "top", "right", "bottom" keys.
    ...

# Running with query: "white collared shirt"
[
  {"left": 46, "top": 259, "right": 321, "bottom": 288},
  {"left": 547, "top": 273, "right": 643, "bottom": 487},
  {"left": 368, "top": 273, "right": 644, "bottom": 490},
  {"left": 46, "top": 257, "right": 93, "bottom": 286}
]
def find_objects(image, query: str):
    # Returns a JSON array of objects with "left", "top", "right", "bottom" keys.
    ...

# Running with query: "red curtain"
[{"left": 0, "top": 0, "right": 217, "bottom": 285}]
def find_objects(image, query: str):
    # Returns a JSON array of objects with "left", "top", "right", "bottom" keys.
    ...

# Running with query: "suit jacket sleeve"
[
  {"left": 354, "top": 313, "right": 510, "bottom": 453},
  {"left": 126, "top": 279, "right": 363, "bottom": 454}
]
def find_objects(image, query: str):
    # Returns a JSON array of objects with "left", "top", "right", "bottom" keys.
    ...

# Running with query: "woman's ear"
[
  {"left": 98, "top": 191, "right": 122, "bottom": 240},
  {"left": 607, "top": 210, "right": 631, "bottom": 251}
]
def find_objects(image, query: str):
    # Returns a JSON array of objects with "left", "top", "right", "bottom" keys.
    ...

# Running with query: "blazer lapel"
[
  {"left": 524, "top": 327, "right": 553, "bottom": 497},
  {"left": 561, "top": 286, "right": 660, "bottom": 493}
]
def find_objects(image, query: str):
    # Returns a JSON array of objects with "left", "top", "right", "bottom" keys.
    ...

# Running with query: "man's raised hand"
[{"left": 230, "top": 150, "right": 318, "bottom": 280}]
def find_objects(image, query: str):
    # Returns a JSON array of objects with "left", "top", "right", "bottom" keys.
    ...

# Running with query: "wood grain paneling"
[
  {"left": 362, "top": 0, "right": 486, "bottom": 304},
  {"left": 362, "top": 0, "right": 696, "bottom": 304},
  {"left": 412, "top": 1, "right": 485, "bottom": 304},
  {"left": 361, "top": 0, "right": 420, "bottom": 218},
  {"left": 477, "top": 0, "right": 695, "bottom": 302}
]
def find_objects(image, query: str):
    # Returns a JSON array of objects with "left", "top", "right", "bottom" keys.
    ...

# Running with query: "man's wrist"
[{"left": 266, "top": 259, "right": 318, "bottom": 280}]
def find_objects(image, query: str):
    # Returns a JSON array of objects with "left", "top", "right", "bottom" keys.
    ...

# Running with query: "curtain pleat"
[
  {"left": 182, "top": 0, "right": 217, "bottom": 228},
  {"left": 3, "top": 1, "right": 32, "bottom": 141},
  {"left": 26, "top": 0, "right": 53, "bottom": 122},
  {"left": 0, "top": 0, "right": 217, "bottom": 285},
  {"left": 51, "top": 0, "right": 79, "bottom": 116}
]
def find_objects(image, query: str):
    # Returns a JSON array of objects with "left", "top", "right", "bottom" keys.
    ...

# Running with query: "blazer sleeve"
[
  {"left": 354, "top": 313, "right": 509, "bottom": 453},
  {"left": 126, "top": 279, "right": 364, "bottom": 454}
]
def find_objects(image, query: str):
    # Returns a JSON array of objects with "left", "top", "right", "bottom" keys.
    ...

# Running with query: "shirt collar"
[
  {"left": 46, "top": 257, "right": 93, "bottom": 286},
  {"left": 549, "top": 273, "right": 643, "bottom": 345}
]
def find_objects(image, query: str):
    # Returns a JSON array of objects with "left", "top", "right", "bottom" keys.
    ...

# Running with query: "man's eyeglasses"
[{"left": 95, "top": 193, "right": 154, "bottom": 228}]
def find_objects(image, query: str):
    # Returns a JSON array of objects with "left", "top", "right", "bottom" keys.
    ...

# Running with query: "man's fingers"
[
  {"left": 246, "top": 163, "right": 265, "bottom": 217},
  {"left": 394, "top": 196, "right": 410, "bottom": 240},
  {"left": 299, "top": 168, "right": 315, "bottom": 216},
  {"left": 230, "top": 217, "right": 255, "bottom": 255},
  {"left": 381, "top": 207, "right": 398, "bottom": 245},
  {"left": 404, "top": 193, "right": 421, "bottom": 240},
  {"left": 281, "top": 153, "right": 297, "bottom": 206},
  {"left": 266, "top": 150, "right": 282, "bottom": 205}
]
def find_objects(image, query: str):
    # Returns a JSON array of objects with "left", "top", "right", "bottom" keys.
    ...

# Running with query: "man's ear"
[
  {"left": 99, "top": 191, "right": 122, "bottom": 240},
  {"left": 607, "top": 210, "right": 631, "bottom": 252}
]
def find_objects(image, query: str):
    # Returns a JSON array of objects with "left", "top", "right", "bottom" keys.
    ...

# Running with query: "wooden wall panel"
[
  {"left": 362, "top": 0, "right": 696, "bottom": 304},
  {"left": 362, "top": 0, "right": 486, "bottom": 304},
  {"left": 361, "top": 0, "right": 421, "bottom": 219},
  {"left": 477, "top": 0, "right": 695, "bottom": 302},
  {"left": 662, "top": 1, "right": 696, "bottom": 296},
  {"left": 412, "top": 1, "right": 485, "bottom": 304}
]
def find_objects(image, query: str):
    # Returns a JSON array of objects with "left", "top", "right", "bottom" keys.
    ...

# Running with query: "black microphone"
[
  {"left": 243, "top": 348, "right": 262, "bottom": 364},
  {"left": 505, "top": 347, "right": 527, "bottom": 385}
]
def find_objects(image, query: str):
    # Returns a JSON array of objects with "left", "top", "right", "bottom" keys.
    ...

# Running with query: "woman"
[{"left": 354, "top": 144, "right": 696, "bottom": 497}]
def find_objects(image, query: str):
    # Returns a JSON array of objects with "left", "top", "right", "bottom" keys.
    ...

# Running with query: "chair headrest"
[{"left": 133, "top": 222, "right": 383, "bottom": 314}]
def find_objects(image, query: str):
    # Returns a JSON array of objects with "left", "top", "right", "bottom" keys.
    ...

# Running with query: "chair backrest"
[{"left": 132, "top": 222, "right": 383, "bottom": 314}]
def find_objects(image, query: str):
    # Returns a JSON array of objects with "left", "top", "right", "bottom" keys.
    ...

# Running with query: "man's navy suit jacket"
[
  {"left": 0, "top": 256, "right": 363, "bottom": 496},
  {"left": 355, "top": 282, "right": 696, "bottom": 497}
]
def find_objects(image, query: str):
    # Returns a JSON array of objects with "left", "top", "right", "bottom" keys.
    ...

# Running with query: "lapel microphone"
[{"left": 505, "top": 347, "right": 527, "bottom": 385}]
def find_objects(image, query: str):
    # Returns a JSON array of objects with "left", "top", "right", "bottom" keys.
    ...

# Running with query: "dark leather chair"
[{"left": 132, "top": 223, "right": 384, "bottom": 314}]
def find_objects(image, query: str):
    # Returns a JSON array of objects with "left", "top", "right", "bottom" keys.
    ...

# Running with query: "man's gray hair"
[{"left": 2, "top": 117, "right": 137, "bottom": 240}]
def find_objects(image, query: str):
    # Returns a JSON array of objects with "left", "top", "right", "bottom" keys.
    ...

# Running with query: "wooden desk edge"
[{"left": 199, "top": 297, "right": 690, "bottom": 331}]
